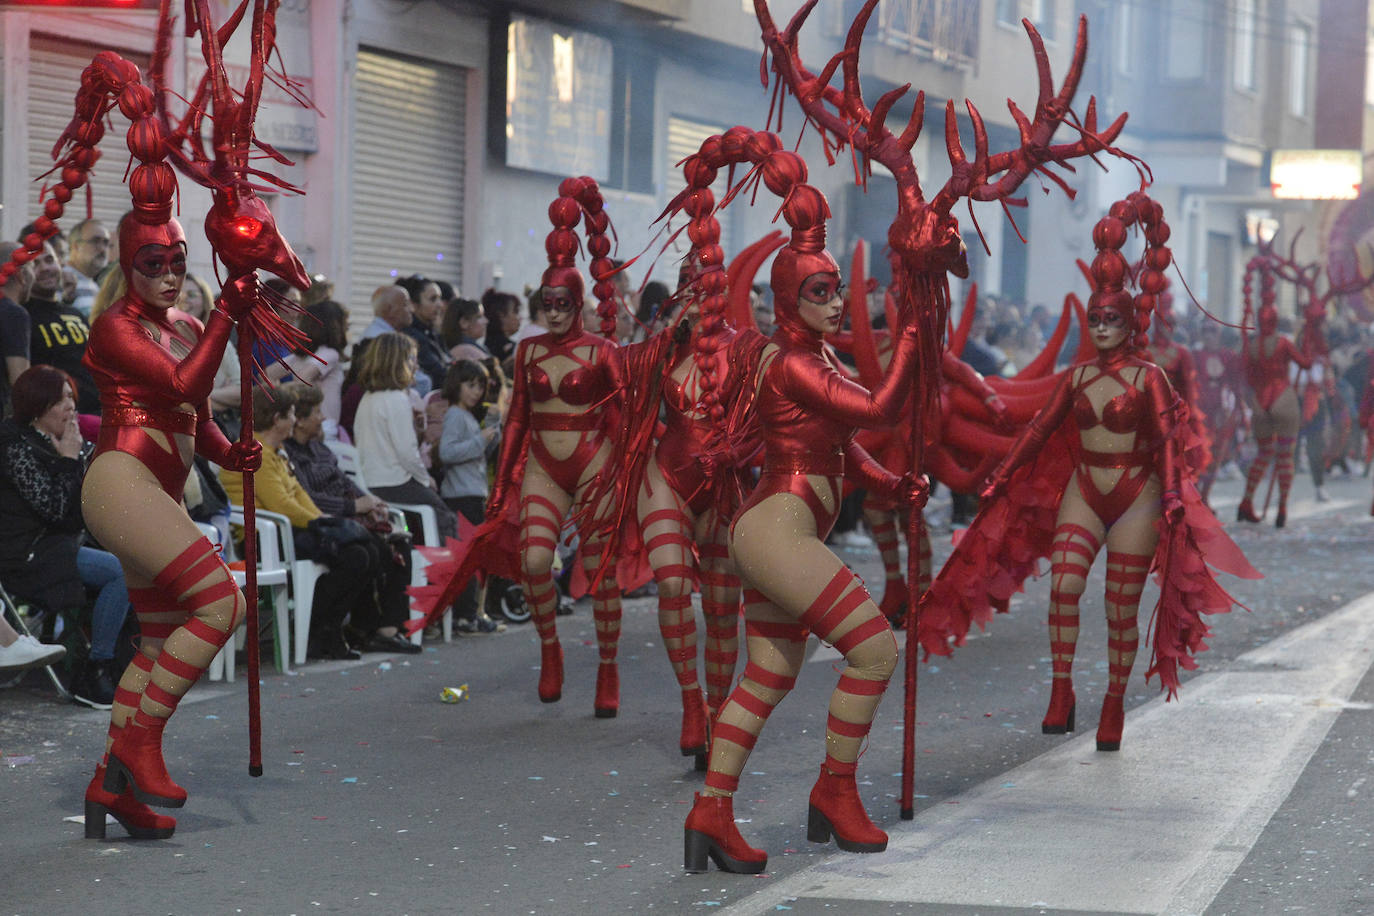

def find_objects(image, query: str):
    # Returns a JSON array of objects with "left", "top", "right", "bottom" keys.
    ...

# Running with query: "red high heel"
[
  {"left": 807, "top": 764, "right": 887, "bottom": 853},
  {"left": 1097, "top": 694, "right": 1125, "bottom": 751},
  {"left": 85, "top": 763, "right": 176, "bottom": 839},
  {"left": 594, "top": 661, "right": 619, "bottom": 718},
  {"left": 104, "top": 717, "right": 187, "bottom": 808},
  {"left": 679, "top": 688, "right": 707, "bottom": 757},
  {"left": 538, "top": 642, "right": 563, "bottom": 703},
  {"left": 878, "top": 577, "right": 908, "bottom": 629},
  {"left": 1236, "top": 499, "right": 1261, "bottom": 523},
  {"left": 683, "top": 792, "right": 767, "bottom": 874},
  {"left": 1041, "top": 677, "right": 1076, "bottom": 734}
]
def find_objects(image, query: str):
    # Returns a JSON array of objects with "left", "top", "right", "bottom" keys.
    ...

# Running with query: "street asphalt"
[{"left": 3, "top": 467, "right": 1373, "bottom": 915}]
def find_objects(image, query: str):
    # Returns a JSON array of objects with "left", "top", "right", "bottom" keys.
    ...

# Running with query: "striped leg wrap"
[
  {"left": 1275, "top": 436, "right": 1298, "bottom": 510},
  {"left": 1048, "top": 524, "right": 1099, "bottom": 678},
  {"left": 1103, "top": 551, "right": 1151, "bottom": 696}
]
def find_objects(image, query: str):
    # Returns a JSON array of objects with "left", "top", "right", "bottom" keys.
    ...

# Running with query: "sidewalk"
[{"left": 726, "top": 591, "right": 1374, "bottom": 915}]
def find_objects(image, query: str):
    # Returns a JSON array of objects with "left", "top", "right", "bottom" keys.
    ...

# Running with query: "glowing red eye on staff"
[{"left": 233, "top": 218, "right": 263, "bottom": 239}]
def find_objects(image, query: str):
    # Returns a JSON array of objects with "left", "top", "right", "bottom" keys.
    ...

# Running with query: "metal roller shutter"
[
  {"left": 349, "top": 48, "right": 466, "bottom": 339},
  {"left": 665, "top": 115, "right": 732, "bottom": 261},
  {"left": 27, "top": 36, "right": 149, "bottom": 238}
]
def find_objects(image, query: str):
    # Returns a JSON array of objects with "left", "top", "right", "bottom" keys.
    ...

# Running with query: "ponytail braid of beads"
[
  {"left": 542, "top": 175, "right": 619, "bottom": 340},
  {"left": 0, "top": 51, "right": 168, "bottom": 287},
  {"left": 1088, "top": 191, "right": 1173, "bottom": 353}
]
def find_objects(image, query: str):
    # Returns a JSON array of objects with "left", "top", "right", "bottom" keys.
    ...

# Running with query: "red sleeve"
[
  {"left": 93, "top": 305, "right": 235, "bottom": 405},
  {"left": 844, "top": 437, "right": 901, "bottom": 501},
  {"left": 776, "top": 329, "right": 918, "bottom": 429},
  {"left": 991, "top": 369, "right": 1075, "bottom": 479},
  {"left": 1144, "top": 365, "right": 1183, "bottom": 495}
]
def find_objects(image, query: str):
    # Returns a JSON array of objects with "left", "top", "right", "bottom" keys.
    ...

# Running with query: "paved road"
[{"left": 3, "top": 470, "right": 1372, "bottom": 915}]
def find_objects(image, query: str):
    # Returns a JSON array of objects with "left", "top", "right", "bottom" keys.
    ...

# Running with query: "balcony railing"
[{"left": 872, "top": 0, "right": 980, "bottom": 70}]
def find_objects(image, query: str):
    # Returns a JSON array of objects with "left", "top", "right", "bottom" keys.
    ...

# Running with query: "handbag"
[{"left": 294, "top": 515, "right": 373, "bottom": 565}]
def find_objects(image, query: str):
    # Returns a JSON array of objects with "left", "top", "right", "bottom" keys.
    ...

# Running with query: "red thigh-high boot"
[
  {"left": 1098, "top": 551, "right": 1150, "bottom": 751},
  {"left": 1043, "top": 524, "right": 1099, "bottom": 733},
  {"left": 520, "top": 495, "right": 563, "bottom": 702},
  {"left": 586, "top": 545, "right": 623, "bottom": 718},
  {"left": 686, "top": 604, "right": 806, "bottom": 874},
  {"left": 1274, "top": 436, "right": 1297, "bottom": 528},
  {"left": 644, "top": 507, "right": 706, "bottom": 754},
  {"left": 1238, "top": 436, "right": 1272, "bottom": 522},
  {"left": 800, "top": 567, "right": 897, "bottom": 854},
  {"left": 105, "top": 538, "right": 242, "bottom": 807}
]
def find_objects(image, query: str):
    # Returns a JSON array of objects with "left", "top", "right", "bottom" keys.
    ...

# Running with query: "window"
[
  {"left": 1030, "top": 0, "right": 1054, "bottom": 41},
  {"left": 1288, "top": 22, "right": 1310, "bottom": 117},
  {"left": 1114, "top": 2, "right": 1134, "bottom": 76},
  {"left": 1165, "top": 0, "right": 1206, "bottom": 81},
  {"left": 996, "top": 0, "right": 1019, "bottom": 27},
  {"left": 1233, "top": 0, "right": 1257, "bottom": 91}
]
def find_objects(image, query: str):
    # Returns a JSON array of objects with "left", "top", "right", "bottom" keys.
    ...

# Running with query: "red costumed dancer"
[
  {"left": 923, "top": 191, "right": 1260, "bottom": 752},
  {"left": 1236, "top": 248, "right": 1314, "bottom": 528},
  {"left": 480, "top": 177, "right": 627, "bottom": 715},
  {"left": 0, "top": 1, "right": 310, "bottom": 840},
  {"left": 665, "top": 134, "right": 925, "bottom": 874}
]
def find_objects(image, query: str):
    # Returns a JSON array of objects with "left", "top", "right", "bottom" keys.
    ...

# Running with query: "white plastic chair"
[{"left": 235, "top": 508, "right": 332, "bottom": 667}]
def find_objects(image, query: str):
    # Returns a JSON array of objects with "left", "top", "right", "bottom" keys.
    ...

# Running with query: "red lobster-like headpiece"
[{"left": 541, "top": 176, "right": 618, "bottom": 340}]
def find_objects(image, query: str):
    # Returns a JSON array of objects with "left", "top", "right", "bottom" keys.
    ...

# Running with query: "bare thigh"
[
  {"left": 82, "top": 451, "right": 205, "bottom": 590},
  {"left": 730, "top": 492, "right": 849, "bottom": 619}
]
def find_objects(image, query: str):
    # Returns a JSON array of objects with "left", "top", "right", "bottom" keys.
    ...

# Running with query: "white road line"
[{"left": 728, "top": 592, "right": 1374, "bottom": 916}]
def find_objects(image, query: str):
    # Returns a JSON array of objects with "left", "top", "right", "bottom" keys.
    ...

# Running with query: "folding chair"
[{"left": 0, "top": 576, "right": 72, "bottom": 699}]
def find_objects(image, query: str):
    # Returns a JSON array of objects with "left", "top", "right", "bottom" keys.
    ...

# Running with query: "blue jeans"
[{"left": 78, "top": 547, "right": 129, "bottom": 661}]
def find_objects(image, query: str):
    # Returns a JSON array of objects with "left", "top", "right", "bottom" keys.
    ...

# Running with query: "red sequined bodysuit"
[
  {"left": 735, "top": 324, "right": 919, "bottom": 537},
  {"left": 657, "top": 356, "right": 717, "bottom": 516},
  {"left": 1245, "top": 335, "right": 1310, "bottom": 411},
  {"left": 995, "top": 348, "right": 1179, "bottom": 527},
  {"left": 84, "top": 298, "right": 238, "bottom": 496},
  {"left": 495, "top": 329, "right": 618, "bottom": 500}
]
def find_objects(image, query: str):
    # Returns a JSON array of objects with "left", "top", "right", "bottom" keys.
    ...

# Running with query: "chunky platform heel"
[
  {"left": 807, "top": 766, "right": 887, "bottom": 853},
  {"left": 85, "top": 764, "right": 177, "bottom": 839},
  {"left": 1041, "top": 678, "right": 1076, "bottom": 734},
  {"left": 1096, "top": 693, "right": 1125, "bottom": 752},
  {"left": 682, "top": 792, "right": 767, "bottom": 874},
  {"left": 538, "top": 642, "right": 563, "bottom": 703},
  {"left": 594, "top": 662, "right": 619, "bottom": 718}
]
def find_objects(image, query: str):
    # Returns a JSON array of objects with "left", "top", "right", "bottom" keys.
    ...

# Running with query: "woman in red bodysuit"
[
  {"left": 924, "top": 192, "right": 1259, "bottom": 754},
  {"left": 78, "top": 216, "right": 262, "bottom": 839},
  {"left": 629, "top": 286, "right": 746, "bottom": 764},
  {"left": 679, "top": 154, "right": 926, "bottom": 874},
  {"left": 1236, "top": 253, "right": 1313, "bottom": 528},
  {"left": 486, "top": 177, "right": 627, "bottom": 716}
]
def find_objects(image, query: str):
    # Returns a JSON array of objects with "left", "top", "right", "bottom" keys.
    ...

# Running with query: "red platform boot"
[
  {"left": 104, "top": 714, "right": 187, "bottom": 808},
  {"left": 1236, "top": 498, "right": 1261, "bottom": 523},
  {"left": 1041, "top": 677, "right": 1076, "bottom": 734},
  {"left": 594, "top": 661, "right": 619, "bottom": 718},
  {"left": 538, "top": 642, "right": 563, "bottom": 703},
  {"left": 807, "top": 762, "right": 888, "bottom": 853},
  {"left": 683, "top": 792, "right": 767, "bottom": 874},
  {"left": 679, "top": 687, "right": 707, "bottom": 757},
  {"left": 85, "top": 763, "right": 176, "bottom": 840},
  {"left": 1097, "top": 693, "right": 1125, "bottom": 751}
]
